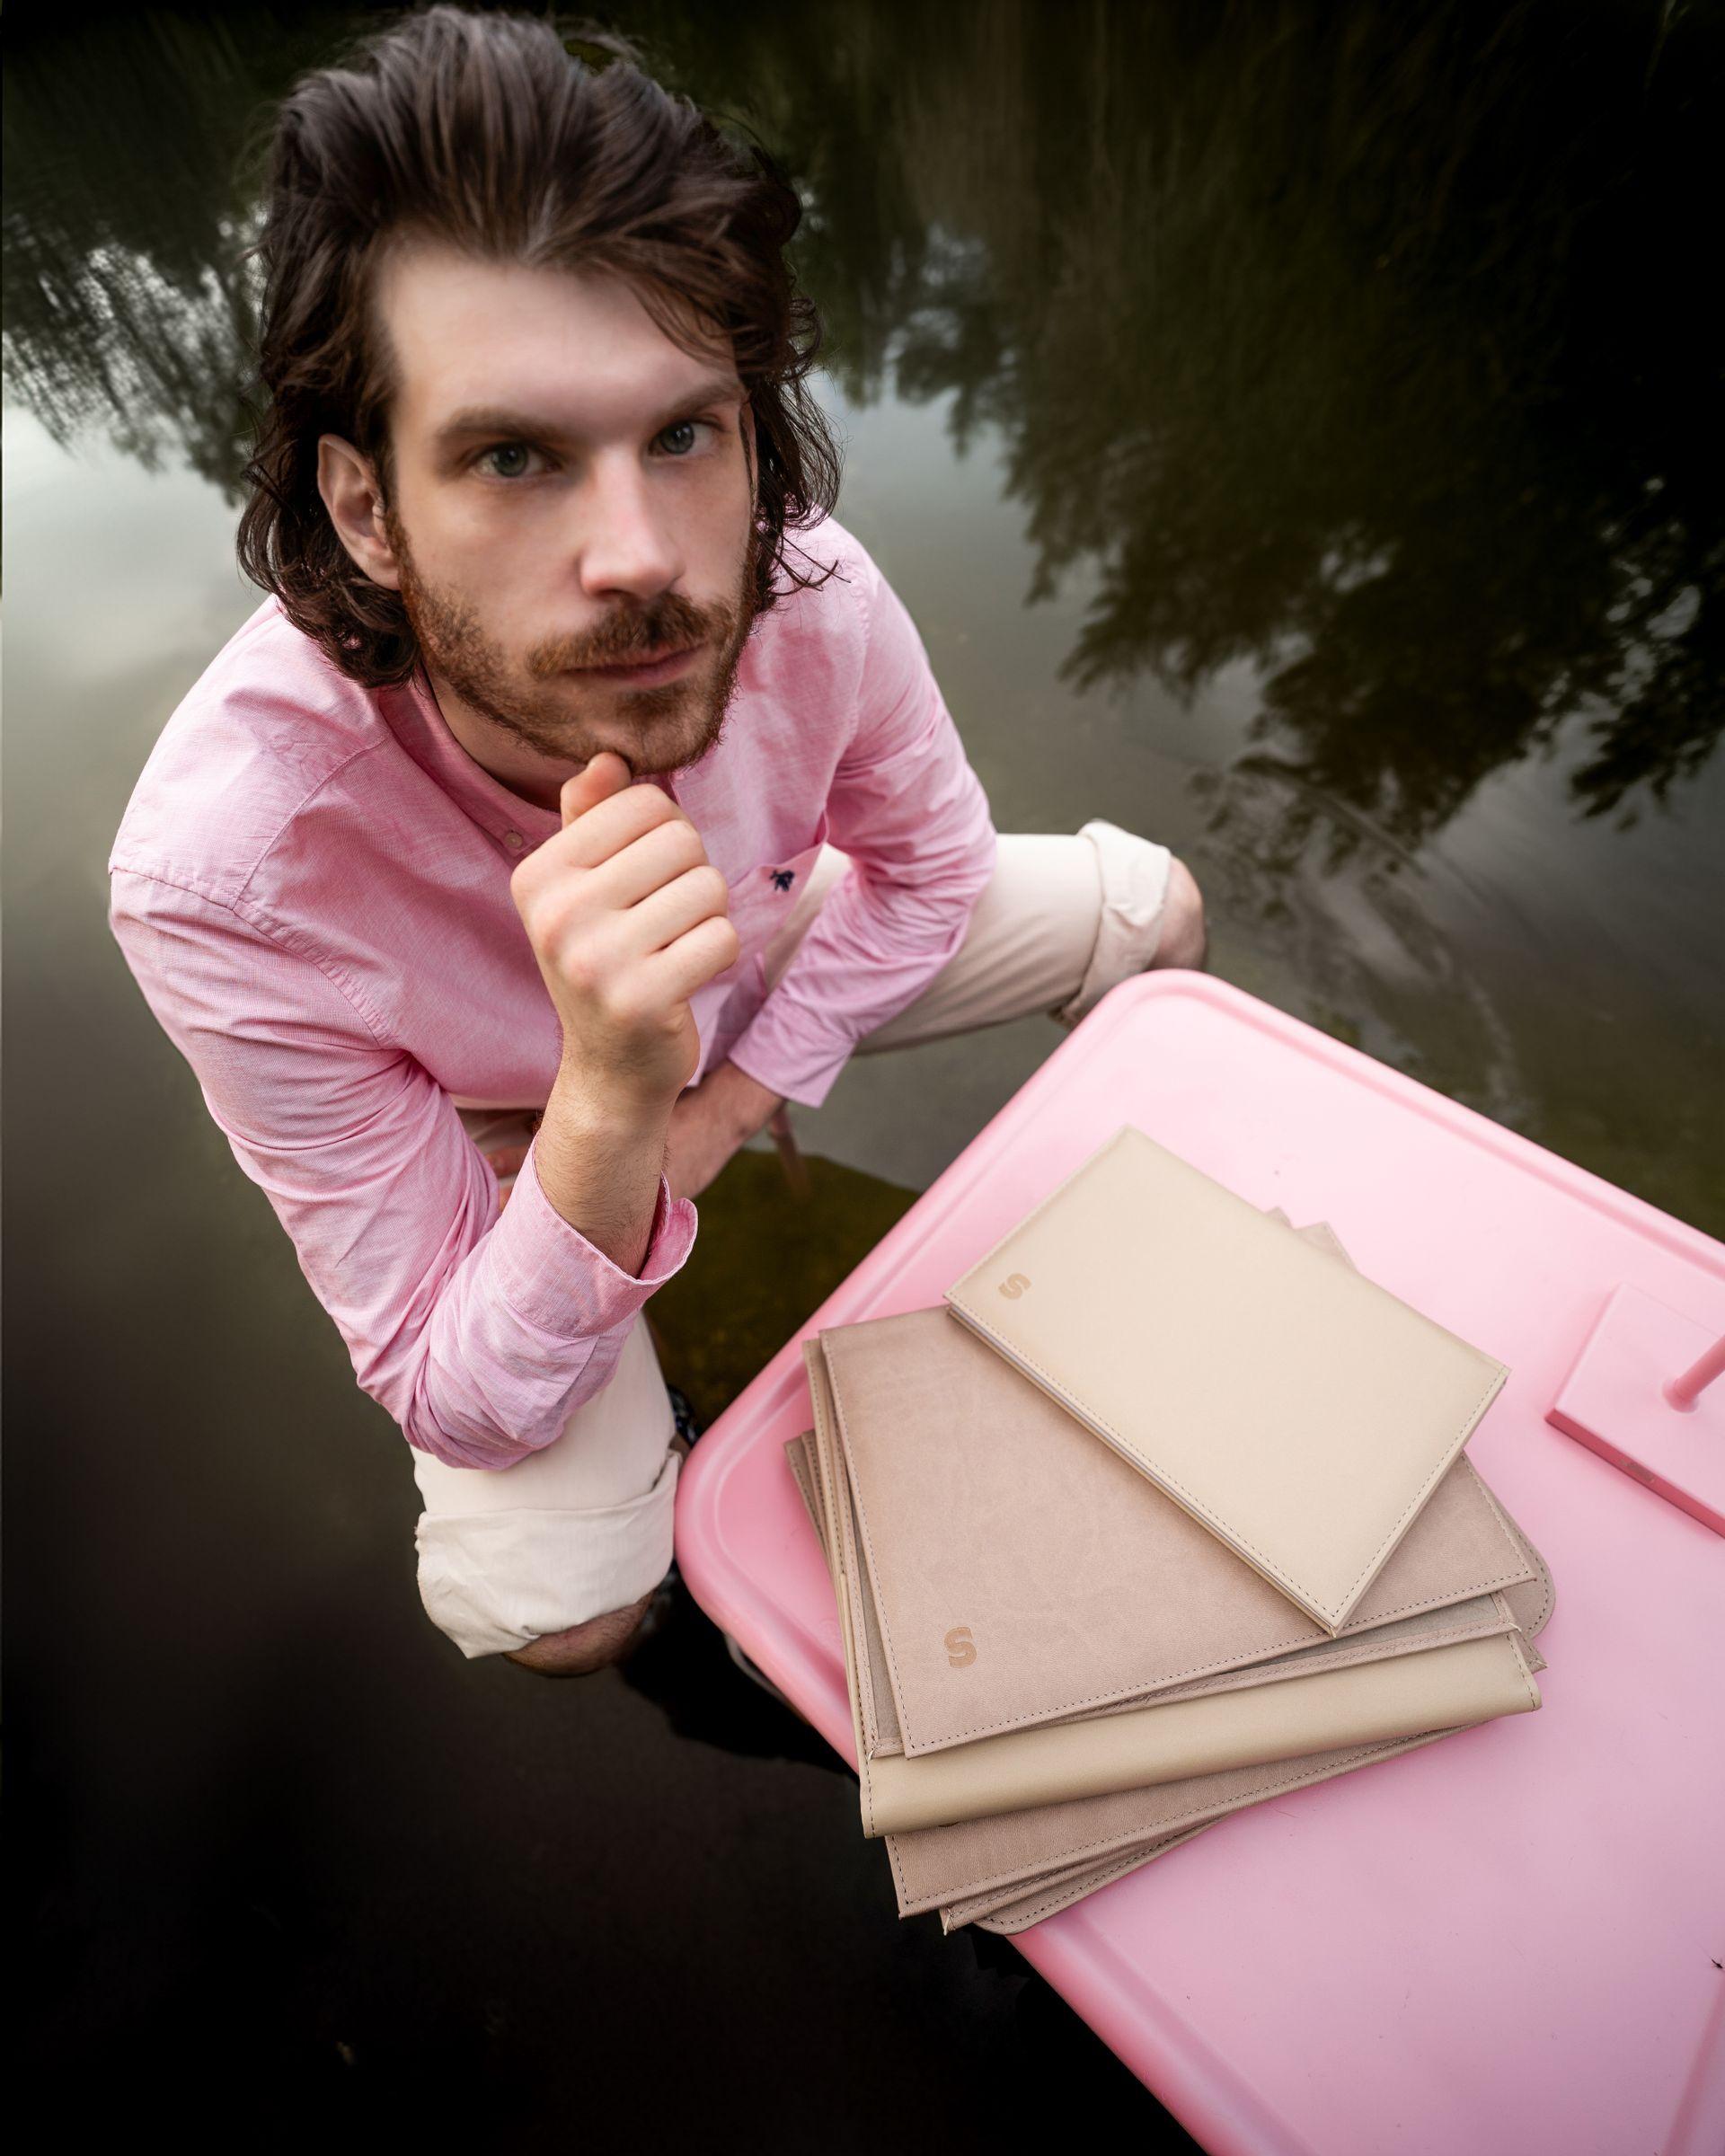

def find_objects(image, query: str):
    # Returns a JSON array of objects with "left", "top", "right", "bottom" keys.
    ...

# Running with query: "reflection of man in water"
[{"left": 107, "top": 7, "right": 1206, "bottom": 1677}]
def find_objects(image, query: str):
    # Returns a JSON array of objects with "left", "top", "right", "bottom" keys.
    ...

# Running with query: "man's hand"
[
  {"left": 666, "top": 1060, "right": 785, "bottom": 1204},
  {"left": 509, "top": 750, "right": 741, "bottom": 1117},
  {"left": 506, "top": 751, "right": 744, "bottom": 1273}
]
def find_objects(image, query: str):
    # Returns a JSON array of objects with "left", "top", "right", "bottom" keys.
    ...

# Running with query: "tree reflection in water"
[{"left": 7, "top": 0, "right": 1717, "bottom": 859}]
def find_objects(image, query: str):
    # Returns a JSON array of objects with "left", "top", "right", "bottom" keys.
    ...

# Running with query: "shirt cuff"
[
  {"left": 485, "top": 1132, "right": 698, "bottom": 1339},
  {"left": 727, "top": 1007, "right": 856, "bottom": 1112}
]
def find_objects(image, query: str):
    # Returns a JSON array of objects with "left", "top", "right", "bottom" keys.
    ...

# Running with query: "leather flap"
[{"left": 945, "top": 1124, "right": 1509, "bottom": 1630}]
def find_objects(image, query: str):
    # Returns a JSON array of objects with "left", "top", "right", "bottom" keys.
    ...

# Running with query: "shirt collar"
[{"left": 379, "top": 662, "right": 567, "bottom": 858}]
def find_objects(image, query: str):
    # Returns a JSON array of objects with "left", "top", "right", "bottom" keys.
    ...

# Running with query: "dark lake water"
[{"left": 7, "top": 3, "right": 1721, "bottom": 2143}]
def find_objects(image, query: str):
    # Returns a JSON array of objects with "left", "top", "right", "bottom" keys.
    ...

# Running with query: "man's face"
[{"left": 367, "top": 243, "right": 761, "bottom": 794}]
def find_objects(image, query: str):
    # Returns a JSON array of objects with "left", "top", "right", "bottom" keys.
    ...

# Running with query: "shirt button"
[{"left": 501, "top": 830, "right": 525, "bottom": 851}]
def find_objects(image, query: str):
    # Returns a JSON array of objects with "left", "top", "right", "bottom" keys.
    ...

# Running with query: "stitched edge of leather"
[
  {"left": 947, "top": 1276, "right": 1502, "bottom": 1634},
  {"left": 888, "top": 1727, "right": 1466, "bottom": 1913},
  {"left": 960, "top": 1829, "right": 1209, "bottom": 1933},
  {"left": 827, "top": 1308, "right": 1535, "bottom": 1751},
  {"left": 952, "top": 1826, "right": 1209, "bottom": 1933},
  {"left": 1464, "top": 1463, "right": 1555, "bottom": 1638},
  {"left": 804, "top": 1338, "right": 887, "bottom": 1758},
  {"left": 795, "top": 1420, "right": 1521, "bottom": 1766},
  {"left": 798, "top": 1346, "right": 881, "bottom": 1836},
  {"left": 1022, "top": 1600, "right": 1518, "bottom": 1727},
  {"left": 943, "top": 1124, "right": 1509, "bottom": 1629},
  {"left": 887, "top": 1635, "right": 1537, "bottom": 1904}
]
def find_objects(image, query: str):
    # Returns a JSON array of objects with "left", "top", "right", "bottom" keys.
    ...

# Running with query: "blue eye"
[{"left": 479, "top": 443, "right": 541, "bottom": 479}]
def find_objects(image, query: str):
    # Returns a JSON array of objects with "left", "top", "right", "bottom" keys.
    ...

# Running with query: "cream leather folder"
[
  {"left": 944, "top": 1124, "right": 1511, "bottom": 1632},
  {"left": 957, "top": 1507, "right": 1555, "bottom": 1938},
  {"left": 788, "top": 1213, "right": 1552, "bottom": 1922},
  {"left": 809, "top": 1306, "right": 1534, "bottom": 1759},
  {"left": 796, "top": 1373, "right": 1538, "bottom": 1835},
  {"left": 795, "top": 1393, "right": 1539, "bottom": 1837},
  {"left": 789, "top": 1430, "right": 1552, "bottom": 1923}
]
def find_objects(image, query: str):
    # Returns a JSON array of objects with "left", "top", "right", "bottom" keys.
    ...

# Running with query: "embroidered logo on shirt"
[{"left": 770, "top": 868, "right": 795, "bottom": 890}]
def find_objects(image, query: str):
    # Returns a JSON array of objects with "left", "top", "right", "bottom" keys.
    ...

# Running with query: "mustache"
[{"left": 526, "top": 592, "right": 736, "bottom": 677}]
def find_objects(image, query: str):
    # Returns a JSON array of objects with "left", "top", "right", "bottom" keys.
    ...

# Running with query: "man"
[{"left": 108, "top": 7, "right": 1206, "bottom": 1677}]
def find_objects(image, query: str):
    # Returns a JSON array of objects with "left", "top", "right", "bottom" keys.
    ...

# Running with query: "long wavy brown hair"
[{"left": 234, "top": 5, "right": 842, "bottom": 687}]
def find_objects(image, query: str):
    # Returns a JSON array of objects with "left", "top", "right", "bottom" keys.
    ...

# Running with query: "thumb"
[{"left": 560, "top": 748, "right": 634, "bottom": 830}]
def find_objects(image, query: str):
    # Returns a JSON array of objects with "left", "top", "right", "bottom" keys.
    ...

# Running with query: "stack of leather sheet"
[{"left": 785, "top": 1125, "right": 1552, "bottom": 1934}]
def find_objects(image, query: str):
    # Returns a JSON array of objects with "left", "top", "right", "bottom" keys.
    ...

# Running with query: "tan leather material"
[
  {"left": 944, "top": 1125, "right": 1510, "bottom": 1631},
  {"left": 950, "top": 1824, "right": 1218, "bottom": 1932},
  {"left": 788, "top": 1426, "right": 1545, "bottom": 1916},
  {"left": 799, "top": 1412, "right": 1552, "bottom": 1919},
  {"left": 788, "top": 1427, "right": 1519, "bottom": 1750},
  {"left": 1062, "top": 1594, "right": 1518, "bottom": 1714},
  {"left": 892, "top": 1727, "right": 1472, "bottom": 1919},
  {"left": 810, "top": 1303, "right": 1532, "bottom": 1757},
  {"left": 960, "top": 1733, "right": 1465, "bottom": 1933},
  {"left": 783, "top": 1204, "right": 1551, "bottom": 1923},
  {"left": 802, "top": 1338, "right": 898, "bottom": 1759},
  {"left": 792, "top": 1210, "right": 1555, "bottom": 1666},
  {"left": 1477, "top": 1474, "right": 1557, "bottom": 1646},
  {"left": 1267, "top": 1215, "right": 1555, "bottom": 1656},
  {"left": 854, "top": 1630, "right": 1538, "bottom": 1836},
  {"left": 784, "top": 1436, "right": 821, "bottom": 1536},
  {"left": 788, "top": 1469, "right": 1544, "bottom": 1918},
  {"left": 1266, "top": 1218, "right": 1555, "bottom": 1659}
]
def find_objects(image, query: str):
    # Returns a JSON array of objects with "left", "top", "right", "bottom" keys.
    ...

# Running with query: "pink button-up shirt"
[{"left": 108, "top": 514, "right": 997, "bottom": 1470}]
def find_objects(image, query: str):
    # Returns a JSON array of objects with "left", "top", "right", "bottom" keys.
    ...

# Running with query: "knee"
[
  {"left": 503, "top": 1587, "right": 656, "bottom": 1678},
  {"left": 1153, "top": 855, "right": 1208, "bottom": 971}
]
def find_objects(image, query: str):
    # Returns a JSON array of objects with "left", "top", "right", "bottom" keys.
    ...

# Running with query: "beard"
[{"left": 384, "top": 504, "right": 763, "bottom": 779}]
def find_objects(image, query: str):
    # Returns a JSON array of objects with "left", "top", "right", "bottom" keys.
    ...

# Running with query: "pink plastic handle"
[{"left": 1664, "top": 1331, "right": 1725, "bottom": 1411}]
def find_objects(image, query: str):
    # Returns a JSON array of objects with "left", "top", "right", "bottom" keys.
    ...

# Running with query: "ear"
[{"left": 317, "top": 433, "right": 402, "bottom": 590}]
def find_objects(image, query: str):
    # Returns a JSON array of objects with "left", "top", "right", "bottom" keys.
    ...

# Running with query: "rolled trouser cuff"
[
  {"left": 1053, "top": 817, "right": 1174, "bottom": 1028},
  {"left": 413, "top": 1442, "right": 679, "bottom": 1660}
]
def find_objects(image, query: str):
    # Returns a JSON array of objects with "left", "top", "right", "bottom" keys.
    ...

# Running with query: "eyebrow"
[{"left": 431, "top": 372, "right": 747, "bottom": 453}]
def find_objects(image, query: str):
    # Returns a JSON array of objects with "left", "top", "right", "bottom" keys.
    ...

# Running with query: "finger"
[
  {"left": 624, "top": 862, "right": 731, "bottom": 956},
  {"left": 560, "top": 749, "right": 633, "bottom": 830},
  {"left": 546, "top": 780, "right": 687, "bottom": 872},
  {"left": 638, "top": 913, "right": 742, "bottom": 1004},
  {"left": 588, "top": 814, "right": 711, "bottom": 911}
]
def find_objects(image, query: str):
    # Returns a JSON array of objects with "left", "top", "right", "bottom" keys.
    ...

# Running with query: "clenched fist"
[{"left": 509, "top": 749, "right": 741, "bottom": 1118}]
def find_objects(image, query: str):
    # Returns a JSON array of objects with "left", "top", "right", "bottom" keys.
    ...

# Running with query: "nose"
[{"left": 577, "top": 447, "right": 685, "bottom": 602}]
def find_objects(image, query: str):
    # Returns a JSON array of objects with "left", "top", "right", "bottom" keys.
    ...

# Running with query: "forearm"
[
  {"left": 664, "top": 1058, "right": 786, "bottom": 1205},
  {"left": 395, "top": 1095, "right": 699, "bottom": 1469},
  {"left": 105, "top": 873, "right": 699, "bottom": 1477},
  {"left": 533, "top": 1065, "right": 675, "bottom": 1277},
  {"left": 698, "top": 1058, "right": 784, "bottom": 1144},
  {"left": 728, "top": 839, "right": 995, "bottom": 1112}
]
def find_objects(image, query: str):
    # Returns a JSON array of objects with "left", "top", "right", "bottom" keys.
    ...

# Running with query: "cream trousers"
[{"left": 412, "top": 817, "right": 1173, "bottom": 1657}]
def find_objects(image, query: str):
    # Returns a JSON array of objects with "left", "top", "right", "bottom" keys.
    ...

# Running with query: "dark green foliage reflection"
[{"left": 6, "top": 0, "right": 1719, "bottom": 851}]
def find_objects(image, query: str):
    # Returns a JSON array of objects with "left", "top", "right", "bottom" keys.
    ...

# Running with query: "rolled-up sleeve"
[
  {"left": 108, "top": 867, "right": 696, "bottom": 1470},
  {"left": 728, "top": 543, "right": 998, "bottom": 1109}
]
